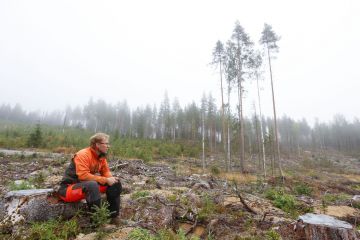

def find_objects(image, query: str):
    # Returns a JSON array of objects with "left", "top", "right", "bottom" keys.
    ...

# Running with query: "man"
[{"left": 58, "top": 132, "right": 121, "bottom": 223}]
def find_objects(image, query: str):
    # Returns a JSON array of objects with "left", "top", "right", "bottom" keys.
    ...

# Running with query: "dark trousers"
[{"left": 59, "top": 180, "right": 122, "bottom": 218}]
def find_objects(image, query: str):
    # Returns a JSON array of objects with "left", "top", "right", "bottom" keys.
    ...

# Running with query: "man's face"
[{"left": 96, "top": 138, "right": 110, "bottom": 154}]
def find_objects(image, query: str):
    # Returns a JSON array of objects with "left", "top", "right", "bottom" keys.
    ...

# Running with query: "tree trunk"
[
  {"left": 238, "top": 79, "right": 245, "bottom": 173},
  {"left": 219, "top": 61, "right": 228, "bottom": 171},
  {"left": 267, "top": 45, "right": 284, "bottom": 179},
  {"left": 295, "top": 213, "right": 358, "bottom": 240},
  {"left": 227, "top": 87, "right": 232, "bottom": 171},
  {"left": 256, "top": 74, "right": 266, "bottom": 178},
  {"left": 0, "top": 189, "right": 84, "bottom": 230},
  {"left": 202, "top": 112, "right": 205, "bottom": 172}
]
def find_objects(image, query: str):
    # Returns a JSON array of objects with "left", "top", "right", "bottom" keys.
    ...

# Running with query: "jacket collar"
[{"left": 89, "top": 147, "right": 104, "bottom": 161}]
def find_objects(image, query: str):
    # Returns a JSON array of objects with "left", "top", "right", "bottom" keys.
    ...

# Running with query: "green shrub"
[
  {"left": 131, "top": 190, "right": 150, "bottom": 200},
  {"left": 265, "top": 188, "right": 298, "bottom": 217},
  {"left": 30, "top": 219, "right": 59, "bottom": 240},
  {"left": 322, "top": 193, "right": 349, "bottom": 205},
  {"left": 30, "top": 171, "right": 46, "bottom": 187},
  {"left": 27, "top": 123, "right": 43, "bottom": 148},
  {"left": 128, "top": 228, "right": 155, "bottom": 240},
  {"left": 294, "top": 184, "right": 313, "bottom": 196},
  {"left": 351, "top": 185, "right": 360, "bottom": 191},
  {"left": 244, "top": 218, "right": 254, "bottom": 230},
  {"left": 174, "top": 228, "right": 187, "bottom": 240},
  {"left": 198, "top": 194, "right": 216, "bottom": 221},
  {"left": 90, "top": 201, "right": 111, "bottom": 229},
  {"left": 154, "top": 228, "right": 200, "bottom": 240},
  {"left": 265, "top": 229, "right": 281, "bottom": 240},
  {"left": 210, "top": 166, "right": 220, "bottom": 175},
  {"left": 30, "top": 218, "right": 78, "bottom": 240},
  {"left": 264, "top": 188, "right": 280, "bottom": 201},
  {"left": 156, "top": 229, "right": 175, "bottom": 240},
  {"left": 167, "top": 194, "right": 177, "bottom": 203},
  {"left": 60, "top": 219, "right": 79, "bottom": 239},
  {"left": 273, "top": 194, "right": 296, "bottom": 213}
]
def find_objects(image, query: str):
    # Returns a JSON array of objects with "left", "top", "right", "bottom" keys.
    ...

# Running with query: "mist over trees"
[{"left": 1, "top": 99, "right": 360, "bottom": 158}]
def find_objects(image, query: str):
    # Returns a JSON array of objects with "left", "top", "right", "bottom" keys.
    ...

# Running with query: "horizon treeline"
[{"left": 1, "top": 96, "right": 360, "bottom": 157}]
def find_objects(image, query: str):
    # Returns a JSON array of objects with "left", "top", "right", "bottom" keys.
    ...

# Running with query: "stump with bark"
[
  {"left": 295, "top": 213, "right": 358, "bottom": 240},
  {"left": 0, "top": 189, "right": 84, "bottom": 232}
]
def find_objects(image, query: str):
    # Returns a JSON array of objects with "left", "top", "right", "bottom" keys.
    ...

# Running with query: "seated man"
[{"left": 58, "top": 132, "right": 121, "bottom": 223}]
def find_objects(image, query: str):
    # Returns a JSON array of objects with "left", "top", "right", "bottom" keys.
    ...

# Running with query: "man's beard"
[{"left": 98, "top": 152, "right": 107, "bottom": 158}]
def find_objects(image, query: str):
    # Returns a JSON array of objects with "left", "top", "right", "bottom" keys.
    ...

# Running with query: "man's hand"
[{"left": 106, "top": 177, "right": 119, "bottom": 186}]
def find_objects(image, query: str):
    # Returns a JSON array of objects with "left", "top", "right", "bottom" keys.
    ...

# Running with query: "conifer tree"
[
  {"left": 260, "top": 23, "right": 283, "bottom": 179},
  {"left": 231, "top": 21, "right": 254, "bottom": 173},
  {"left": 27, "top": 122, "right": 43, "bottom": 148}
]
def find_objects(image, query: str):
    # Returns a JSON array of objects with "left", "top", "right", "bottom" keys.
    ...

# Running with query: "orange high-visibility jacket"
[{"left": 61, "top": 147, "right": 112, "bottom": 185}]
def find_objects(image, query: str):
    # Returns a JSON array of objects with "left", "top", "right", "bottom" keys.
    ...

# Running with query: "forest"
[
  {"left": 2, "top": 22, "right": 360, "bottom": 168},
  {"left": 1, "top": 95, "right": 360, "bottom": 164}
]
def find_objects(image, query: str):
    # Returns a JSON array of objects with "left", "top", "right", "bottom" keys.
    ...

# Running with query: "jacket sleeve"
[
  {"left": 100, "top": 159, "right": 112, "bottom": 178},
  {"left": 74, "top": 154, "right": 108, "bottom": 185}
]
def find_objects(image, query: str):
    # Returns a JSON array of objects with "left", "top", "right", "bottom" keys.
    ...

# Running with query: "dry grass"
[
  {"left": 219, "top": 172, "right": 257, "bottom": 183},
  {"left": 340, "top": 173, "right": 360, "bottom": 182}
]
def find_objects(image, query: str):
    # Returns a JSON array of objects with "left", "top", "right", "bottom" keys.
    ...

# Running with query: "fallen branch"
[
  {"left": 232, "top": 180, "right": 258, "bottom": 215},
  {"left": 154, "top": 195, "right": 181, "bottom": 208},
  {"left": 110, "top": 161, "right": 128, "bottom": 171},
  {"left": 261, "top": 212, "right": 269, "bottom": 221}
]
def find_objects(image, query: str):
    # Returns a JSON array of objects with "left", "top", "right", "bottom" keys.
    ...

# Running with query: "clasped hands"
[{"left": 106, "top": 176, "right": 119, "bottom": 186}]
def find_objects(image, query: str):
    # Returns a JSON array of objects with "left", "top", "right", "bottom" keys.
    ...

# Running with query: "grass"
[
  {"left": 322, "top": 193, "right": 350, "bottom": 205},
  {"left": 8, "top": 180, "right": 35, "bottom": 191},
  {"left": 30, "top": 218, "right": 78, "bottom": 240},
  {"left": 128, "top": 227, "right": 201, "bottom": 240},
  {"left": 0, "top": 122, "right": 203, "bottom": 162},
  {"left": 265, "top": 229, "right": 282, "bottom": 240}
]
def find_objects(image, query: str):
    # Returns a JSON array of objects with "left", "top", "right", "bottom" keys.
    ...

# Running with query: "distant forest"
[{"left": 0, "top": 97, "right": 359, "bottom": 157}]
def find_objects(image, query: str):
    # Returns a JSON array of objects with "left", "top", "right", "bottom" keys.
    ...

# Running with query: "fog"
[{"left": 0, "top": 0, "right": 359, "bottom": 123}]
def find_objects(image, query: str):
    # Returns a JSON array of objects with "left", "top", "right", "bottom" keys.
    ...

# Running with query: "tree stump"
[
  {"left": 0, "top": 189, "right": 84, "bottom": 232},
  {"left": 295, "top": 213, "right": 359, "bottom": 240}
]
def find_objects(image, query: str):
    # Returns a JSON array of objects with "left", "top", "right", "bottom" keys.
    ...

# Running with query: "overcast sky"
[{"left": 0, "top": 0, "right": 359, "bottom": 123}]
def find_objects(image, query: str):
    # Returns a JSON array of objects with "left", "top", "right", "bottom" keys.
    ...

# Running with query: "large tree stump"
[
  {"left": 295, "top": 213, "right": 358, "bottom": 240},
  {"left": 0, "top": 189, "right": 84, "bottom": 232}
]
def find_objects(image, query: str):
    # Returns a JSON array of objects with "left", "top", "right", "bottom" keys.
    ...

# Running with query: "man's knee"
[{"left": 82, "top": 180, "right": 100, "bottom": 194}]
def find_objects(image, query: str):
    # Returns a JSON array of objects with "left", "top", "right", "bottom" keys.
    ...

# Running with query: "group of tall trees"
[{"left": 211, "top": 22, "right": 282, "bottom": 176}]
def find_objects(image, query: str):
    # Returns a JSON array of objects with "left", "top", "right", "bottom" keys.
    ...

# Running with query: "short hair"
[{"left": 90, "top": 133, "right": 109, "bottom": 147}]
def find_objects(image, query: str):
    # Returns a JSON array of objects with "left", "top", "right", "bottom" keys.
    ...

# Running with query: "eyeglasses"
[{"left": 99, "top": 142, "right": 110, "bottom": 146}]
